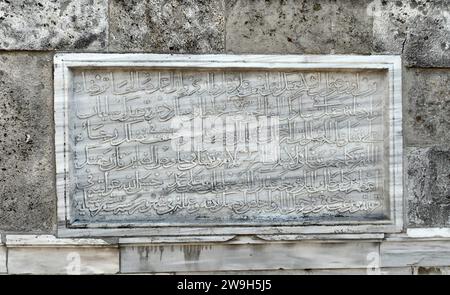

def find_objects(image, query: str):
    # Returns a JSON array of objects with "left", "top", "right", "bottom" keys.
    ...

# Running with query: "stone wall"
[{"left": 1, "top": 0, "right": 450, "bottom": 274}]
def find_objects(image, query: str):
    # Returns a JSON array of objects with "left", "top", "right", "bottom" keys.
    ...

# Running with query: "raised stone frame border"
[{"left": 54, "top": 53, "right": 403, "bottom": 238}]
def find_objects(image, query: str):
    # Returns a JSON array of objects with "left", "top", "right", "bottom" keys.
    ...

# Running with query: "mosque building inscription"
[{"left": 55, "top": 54, "right": 403, "bottom": 236}]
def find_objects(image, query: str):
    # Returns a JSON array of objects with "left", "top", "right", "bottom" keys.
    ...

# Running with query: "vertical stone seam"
[
  {"left": 118, "top": 243, "right": 122, "bottom": 274},
  {"left": 5, "top": 240, "right": 9, "bottom": 274},
  {"left": 222, "top": 0, "right": 227, "bottom": 53},
  {"left": 0, "top": 233, "right": 5, "bottom": 274},
  {"left": 331, "top": 2, "right": 336, "bottom": 54},
  {"left": 50, "top": 50, "right": 58, "bottom": 235},
  {"left": 378, "top": 241, "right": 381, "bottom": 271},
  {"left": 107, "top": 0, "right": 111, "bottom": 52}
]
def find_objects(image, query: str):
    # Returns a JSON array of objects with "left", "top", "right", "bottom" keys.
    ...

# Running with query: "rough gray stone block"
[
  {"left": 0, "top": 0, "right": 108, "bottom": 50},
  {"left": 370, "top": 0, "right": 450, "bottom": 67},
  {"left": 407, "top": 147, "right": 450, "bottom": 227},
  {"left": 405, "top": 69, "right": 450, "bottom": 146},
  {"left": 0, "top": 52, "right": 56, "bottom": 232},
  {"left": 225, "top": 0, "right": 373, "bottom": 54},
  {"left": 109, "top": 0, "right": 225, "bottom": 53}
]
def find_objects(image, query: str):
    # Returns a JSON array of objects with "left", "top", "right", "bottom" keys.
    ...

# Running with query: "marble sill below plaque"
[
  {"left": 6, "top": 230, "right": 450, "bottom": 247},
  {"left": 118, "top": 233, "right": 386, "bottom": 245},
  {"left": 3, "top": 233, "right": 450, "bottom": 273},
  {"left": 5, "top": 234, "right": 115, "bottom": 247}
]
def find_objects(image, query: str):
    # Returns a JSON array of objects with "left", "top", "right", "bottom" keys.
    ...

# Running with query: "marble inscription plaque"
[{"left": 55, "top": 54, "right": 403, "bottom": 236}]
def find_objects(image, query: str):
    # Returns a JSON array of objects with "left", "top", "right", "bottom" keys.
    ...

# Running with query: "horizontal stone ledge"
[
  {"left": 255, "top": 233, "right": 385, "bottom": 242},
  {"left": 142, "top": 267, "right": 450, "bottom": 275},
  {"left": 3, "top": 233, "right": 388, "bottom": 248},
  {"left": 174, "top": 267, "right": 416, "bottom": 275},
  {"left": 119, "top": 234, "right": 385, "bottom": 245},
  {"left": 10, "top": 234, "right": 382, "bottom": 247},
  {"left": 144, "top": 268, "right": 416, "bottom": 275},
  {"left": 407, "top": 228, "right": 450, "bottom": 239},
  {"left": 5, "top": 235, "right": 115, "bottom": 247},
  {"left": 6, "top": 232, "right": 450, "bottom": 247},
  {"left": 385, "top": 228, "right": 450, "bottom": 242},
  {"left": 3, "top": 234, "right": 450, "bottom": 273}
]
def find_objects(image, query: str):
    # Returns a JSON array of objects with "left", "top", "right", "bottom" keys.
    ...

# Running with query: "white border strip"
[{"left": 54, "top": 54, "right": 403, "bottom": 238}]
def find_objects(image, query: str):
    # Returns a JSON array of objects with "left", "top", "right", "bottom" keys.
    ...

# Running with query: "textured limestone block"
[
  {"left": 369, "top": 0, "right": 450, "bottom": 67},
  {"left": 120, "top": 242, "right": 379, "bottom": 273},
  {"left": 0, "top": 0, "right": 108, "bottom": 50},
  {"left": 405, "top": 69, "right": 450, "bottom": 146},
  {"left": 413, "top": 266, "right": 450, "bottom": 275},
  {"left": 225, "top": 0, "right": 373, "bottom": 54},
  {"left": 0, "top": 52, "right": 55, "bottom": 232},
  {"left": 8, "top": 246, "right": 119, "bottom": 274},
  {"left": 109, "top": 0, "right": 225, "bottom": 52},
  {"left": 407, "top": 147, "right": 450, "bottom": 227}
]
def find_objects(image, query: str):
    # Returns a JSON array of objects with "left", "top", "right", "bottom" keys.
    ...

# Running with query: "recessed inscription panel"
[{"left": 68, "top": 67, "right": 389, "bottom": 226}]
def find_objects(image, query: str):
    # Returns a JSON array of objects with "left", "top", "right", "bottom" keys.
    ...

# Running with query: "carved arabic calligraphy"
[{"left": 68, "top": 68, "right": 388, "bottom": 225}]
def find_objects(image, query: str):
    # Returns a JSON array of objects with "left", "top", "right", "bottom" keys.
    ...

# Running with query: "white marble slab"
[
  {"left": 8, "top": 247, "right": 119, "bottom": 274},
  {"left": 120, "top": 241, "right": 379, "bottom": 273},
  {"left": 407, "top": 228, "right": 450, "bottom": 238},
  {"left": 54, "top": 54, "right": 403, "bottom": 238},
  {"left": 175, "top": 267, "right": 414, "bottom": 275},
  {"left": 381, "top": 241, "right": 450, "bottom": 267},
  {"left": 0, "top": 245, "right": 6, "bottom": 273},
  {"left": 6, "top": 235, "right": 111, "bottom": 247}
]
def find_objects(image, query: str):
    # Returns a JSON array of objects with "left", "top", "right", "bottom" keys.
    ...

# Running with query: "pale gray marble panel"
[
  {"left": 120, "top": 241, "right": 379, "bottom": 273},
  {"left": 176, "top": 267, "right": 413, "bottom": 275},
  {"left": 381, "top": 241, "right": 450, "bottom": 268},
  {"left": 68, "top": 68, "right": 387, "bottom": 225},
  {"left": 0, "top": 246, "right": 6, "bottom": 273},
  {"left": 8, "top": 247, "right": 119, "bottom": 275}
]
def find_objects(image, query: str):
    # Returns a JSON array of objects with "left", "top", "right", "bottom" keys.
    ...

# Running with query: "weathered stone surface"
[
  {"left": 225, "top": 0, "right": 373, "bottom": 54},
  {"left": 0, "top": 0, "right": 108, "bottom": 50},
  {"left": 0, "top": 52, "right": 55, "bottom": 232},
  {"left": 381, "top": 240, "right": 450, "bottom": 268},
  {"left": 405, "top": 69, "right": 450, "bottom": 146},
  {"left": 8, "top": 246, "right": 119, "bottom": 274},
  {"left": 226, "top": 0, "right": 450, "bottom": 66},
  {"left": 6, "top": 235, "right": 112, "bottom": 246},
  {"left": 413, "top": 266, "right": 450, "bottom": 275},
  {"left": 407, "top": 147, "right": 450, "bottom": 227},
  {"left": 62, "top": 64, "right": 391, "bottom": 228},
  {"left": 407, "top": 228, "right": 450, "bottom": 238},
  {"left": 120, "top": 242, "right": 379, "bottom": 273},
  {"left": 109, "top": 0, "right": 225, "bottom": 52},
  {"left": 370, "top": 0, "right": 450, "bottom": 67}
]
